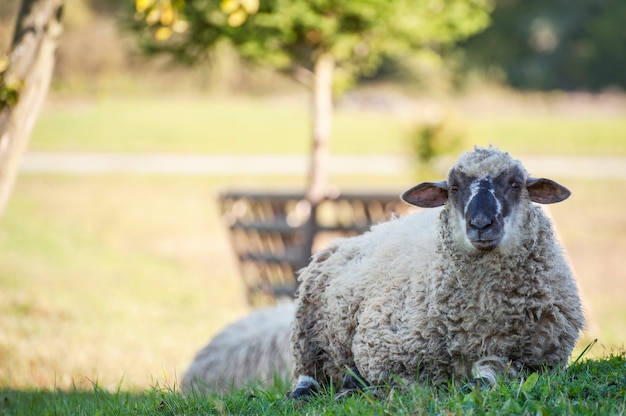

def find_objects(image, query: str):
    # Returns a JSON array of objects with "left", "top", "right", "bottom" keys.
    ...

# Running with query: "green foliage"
[
  {"left": 0, "top": 54, "right": 21, "bottom": 110},
  {"left": 1, "top": 353, "right": 625, "bottom": 415},
  {"left": 129, "top": 0, "right": 492, "bottom": 88},
  {"left": 460, "top": 0, "right": 626, "bottom": 91},
  {"left": 0, "top": 81, "right": 20, "bottom": 110},
  {"left": 405, "top": 114, "right": 466, "bottom": 179},
  {"left": 407, "top": 116, "right": 465, "bottom": 164}
]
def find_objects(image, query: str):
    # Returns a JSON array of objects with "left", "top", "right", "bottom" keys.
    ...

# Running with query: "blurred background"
[{"left": 0, "top": 0, "right": 624, "bottom": 392}]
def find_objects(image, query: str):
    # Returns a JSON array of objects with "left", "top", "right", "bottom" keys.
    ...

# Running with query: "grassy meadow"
[
  {"left": 32, "top": 93, "right": 626, "bottom": 156},
  {"left": 0, "top": 91, "right": 625, "bottom": 413}
]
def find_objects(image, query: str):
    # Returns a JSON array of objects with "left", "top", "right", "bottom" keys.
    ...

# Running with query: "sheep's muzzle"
[{"left": 464, "top": 180, "right": 504, "bottom": 251}]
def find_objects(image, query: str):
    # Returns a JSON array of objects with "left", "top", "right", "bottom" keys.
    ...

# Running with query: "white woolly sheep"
[
  {"left": 289, "top": 146, "right": 585, "bottom": 398},
  {"left": 182, "top": 303, "right": 294, "bottom": 393}
]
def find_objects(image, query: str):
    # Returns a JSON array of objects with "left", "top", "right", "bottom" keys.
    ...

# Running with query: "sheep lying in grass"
[
  {"left": 182, "top": 303, "right": 294, "bottom": 393},
  {"left": 289, "top": 146, "right": 585, "bottom": 398}
]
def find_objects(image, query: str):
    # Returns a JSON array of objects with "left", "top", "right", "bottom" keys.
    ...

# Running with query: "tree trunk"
[
  {"left": 301, "top": 52, "right": 334, "bottom": 259},
  {"left": 306, "top": 52, "right": 334, "bottom": 204},
  {"left": 0, "top": 0, "right": 64, "bottom": 219}
]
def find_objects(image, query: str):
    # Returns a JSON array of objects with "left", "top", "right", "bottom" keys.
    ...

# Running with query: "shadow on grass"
[
  {"left": 0, "top": 352, "right": 624, "bottom": 415},
  {"left": 0, "top": 387, "right": 154, "bottom": 415}
]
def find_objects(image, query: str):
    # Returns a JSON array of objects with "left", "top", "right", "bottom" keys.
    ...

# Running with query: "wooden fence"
[{"left": 218, "top": 190, "right": 416, "bottom": 305}]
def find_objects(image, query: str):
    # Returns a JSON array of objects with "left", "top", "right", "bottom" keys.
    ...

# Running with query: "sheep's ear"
[
  {"left": 402, "top": 181, "right": 448, "bottom": 207},
  {"left": 526, "top": 178, "right": 571, "bottom": 204}
]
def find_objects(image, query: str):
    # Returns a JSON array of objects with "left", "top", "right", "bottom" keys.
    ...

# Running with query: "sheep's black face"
[
  {"left": 448, "top": 168, "right": 525, "bottom": 251},
  {"left": 401, "top": 148, "right": 572, "bottom": 252},
  {"left": 402, "top": 165, "right": 570, "bottom": 251}
]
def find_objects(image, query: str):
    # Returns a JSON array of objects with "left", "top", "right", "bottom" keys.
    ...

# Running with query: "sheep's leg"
[
  {"left": 471, "top": 361, "right": 498, "bottom": 386},
  {"left": 334, "top": 366, "right": 370, "bottom": 399},
  {"left": 287, "top": 367, "right": 370, "bottom": 400},
  {"left": 470, "top": 356, "right": 519, "bottom": 387},
  {"left": 286, "top": 375, "right": 321, "bottom": 399}
]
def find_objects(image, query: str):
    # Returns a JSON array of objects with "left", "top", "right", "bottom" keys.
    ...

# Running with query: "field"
[
  {"left": 31, "top": 93, "right": 626, "bottom": 156},
  {"left": 0, "top": 91, "right": 625, "bottom": 413}
]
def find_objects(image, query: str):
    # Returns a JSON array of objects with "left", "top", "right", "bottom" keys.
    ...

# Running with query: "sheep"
[
  {"left": 288, "top": 146, "right": 585, "bottom": 398},
  {"left": 181, "top": 303, "right": 294, "bottom": 393}
]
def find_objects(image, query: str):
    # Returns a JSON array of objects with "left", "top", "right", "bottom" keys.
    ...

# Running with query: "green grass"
[
  {"left": 1, "top": 353, "right": 624, "bottom": 415},
  {"left": 0, "top": 175, "right": 253, "bottom": 391},
  {"left": 466, "top": 117, "right": 626, "bottom": 156},
  {"left": 31, "top": 97, "right": 311, "bottom": 154},
  {"left": 30, "top": 95, "right": 626, "bottom": 156}
]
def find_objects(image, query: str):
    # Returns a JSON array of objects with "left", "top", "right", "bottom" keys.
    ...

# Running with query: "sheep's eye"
[
  {"left": 449, "top": 185, "right": 459, "bottom": 193},
  {"left": 511, "top": 181, "right": 521, "bottom": 189}
]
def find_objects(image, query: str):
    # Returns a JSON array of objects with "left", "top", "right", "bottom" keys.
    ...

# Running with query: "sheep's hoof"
[
  {"left": 461, "top": 377, "right": 495, "bottom": 394},
  {"left": 286, "top": 375, "right": 320, "bottom": 400},
  {"left": 334, "top": 367, "right": 369, "bottom": 400}
]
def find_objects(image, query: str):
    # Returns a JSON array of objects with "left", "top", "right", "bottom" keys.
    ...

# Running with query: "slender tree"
[
  {"left": 0, "top": 0, "right": 64, "bottom": 219},
  {"left": 131, "top": 0, "right": 492, "bottom": 206}
]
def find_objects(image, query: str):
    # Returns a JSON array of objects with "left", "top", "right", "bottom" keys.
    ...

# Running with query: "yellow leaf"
[
  {"left": 221, "top": 0, "right": 239, "bottom": 14},
  {"left": 136, "top": 0, "right": 155, "bottom": 13},
  {"left": 172, "top": 19, "right": 189, "bottom": 33},
  {"left": 146, "top": 8, "right": 160, "bottom": 25},
  {"left": 227, "top": 8, "right": 248, "bottom": 27},
  {"left": 160, "top": 4, "right": 174, "bottom": 25},
  {"left": 240, "top": 0, "right": 259, "bottom": 14},
  {"left": 154, "top": 26, "right": 172, "bottom": 40}
]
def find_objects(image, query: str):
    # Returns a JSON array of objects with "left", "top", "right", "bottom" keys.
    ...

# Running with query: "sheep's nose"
[{"left": 470, "top": 214, "right": 493, "bottom": 230}]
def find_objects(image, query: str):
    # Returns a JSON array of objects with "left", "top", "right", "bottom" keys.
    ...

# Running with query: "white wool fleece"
[{"left": 291, "top": 148, "right": 584, "bottom": 388}]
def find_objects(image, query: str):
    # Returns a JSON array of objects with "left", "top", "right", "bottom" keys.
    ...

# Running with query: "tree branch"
[{"left": 0, "top": 0, "right": 64, "bottom": 219}]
